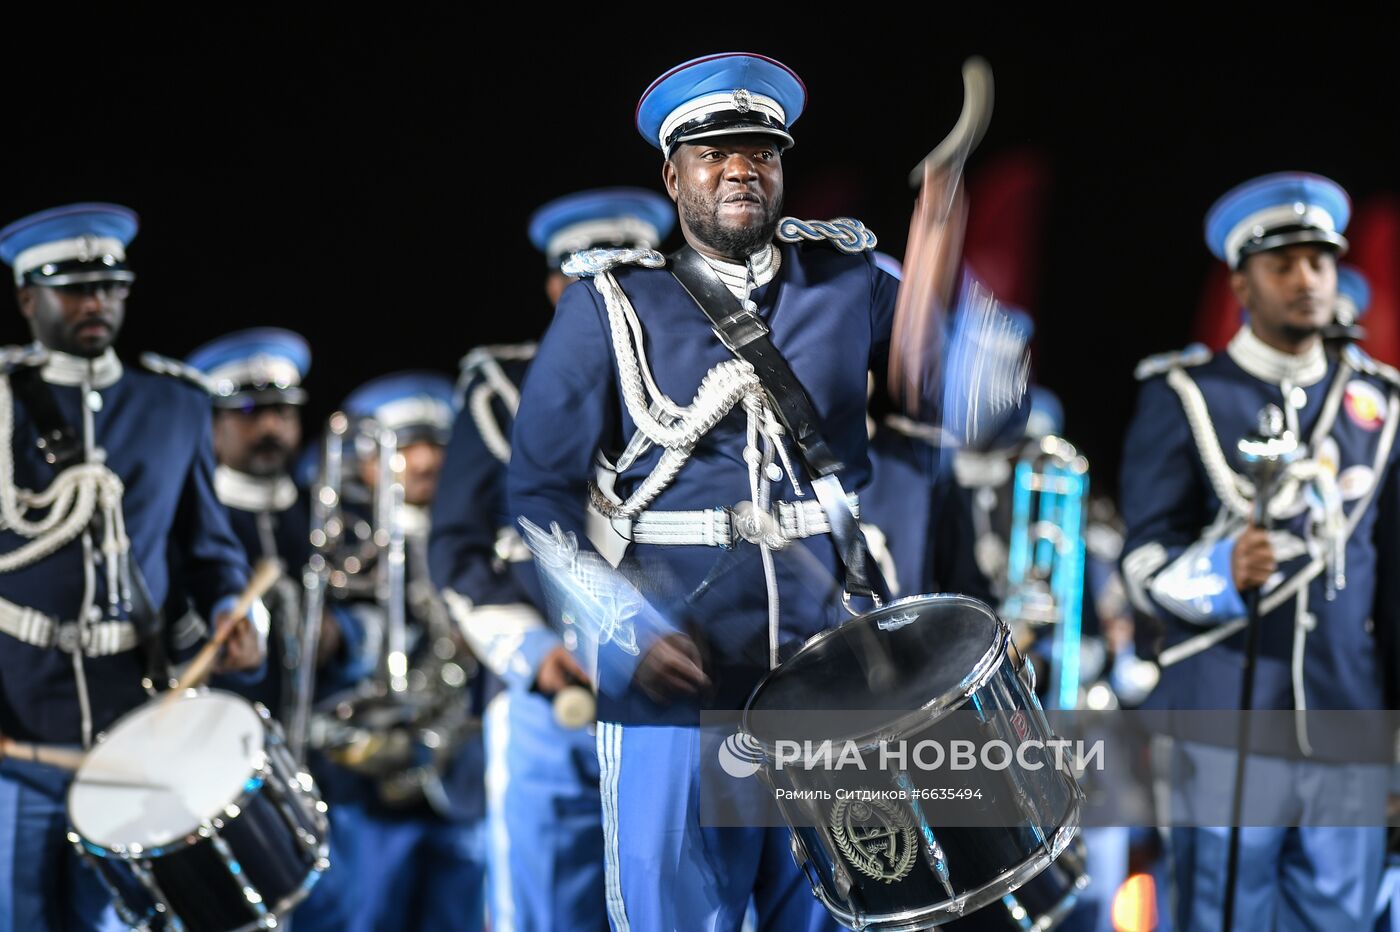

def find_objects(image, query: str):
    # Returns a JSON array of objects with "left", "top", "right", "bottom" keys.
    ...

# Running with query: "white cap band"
[
  {"left": 1224, "top": 202, "right": 1338, "bottom": 268},
  {"left": 658, "top": 90, "right": 786, "bottom": 152},
  {"left": 545, "top": 217, "right": 662, "bottom": 263},
  {"left": 376, "top": 397, "right": 453, "bottom": 436},
  {"left": 13, "top": 235, "right": 126, "bottom": 280},
  {"left": 206, "top": 356, "right": 304, "bottom": 397}
]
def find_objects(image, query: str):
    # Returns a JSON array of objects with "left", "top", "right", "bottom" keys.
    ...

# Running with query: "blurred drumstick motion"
[
  {"left": 0, "top": 738, "right": 170, "bottom": 791},
  {"left": 890, "top": 57, "right": 994, "bottom": 420},
  {"left": 0, "top": 737, "right": 86, "bottom": 771},
  {"left": 168, "top": 558, "right": 282, "bottom": 698}
]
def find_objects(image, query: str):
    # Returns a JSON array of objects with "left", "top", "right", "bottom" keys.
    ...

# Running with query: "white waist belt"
[
  {"left": 629, "top": 496, "right": 859, "bottom": 548},
  {"left": 0, "top": 596, "right": 140, "bottom": 656}
]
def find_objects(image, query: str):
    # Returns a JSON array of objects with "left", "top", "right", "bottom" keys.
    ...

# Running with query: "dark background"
[{"left": 1, "top": 13, "right": 1391, "bottom": 497}]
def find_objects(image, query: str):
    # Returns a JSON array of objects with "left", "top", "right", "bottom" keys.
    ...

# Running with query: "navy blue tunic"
[
  {"left": 509, "top": 244, "right": 901, "bottom": 723},
  {"left": 0, "top": 358, "right": 248, "bottom": 744}
]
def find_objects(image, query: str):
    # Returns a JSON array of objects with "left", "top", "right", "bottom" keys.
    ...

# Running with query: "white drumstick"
[{"left": 170, "top": 558, "right": 282, "bottom": 697}]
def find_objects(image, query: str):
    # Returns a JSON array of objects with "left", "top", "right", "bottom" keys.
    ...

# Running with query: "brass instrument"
[
  {"left": 1001, "top": 435, "right": 1089, "bottom": 711},
  {"left": 302, "top": 411, "right": 478, "bottom": 812}
]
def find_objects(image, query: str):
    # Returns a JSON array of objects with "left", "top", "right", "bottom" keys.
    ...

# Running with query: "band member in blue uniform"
[
  {"left": 1119, "top": 173, "right": 1400, "bottom": 929},
  {"left": 0, "top": 203, "right": 263, "bottom": 930},
  {"left": 324, "top": 372, "right": 488, "bottom": 932},
  {"left": 429, "top": 187, "right": 672, "bottom": 932},
  {"left": 508, "top": 54, "right": 1025, "bottom": 931},
  {"left": 186, "top": 327, "right": 368, "bottom": 932}
]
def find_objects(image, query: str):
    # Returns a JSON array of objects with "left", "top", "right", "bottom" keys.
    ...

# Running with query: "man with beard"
[
  {"left": 186, "top": 328, "right": 355, "bottom": 710},
  {"left": 185, "top": 328, "right": 368, "bottom": 931},
  {"left": 430, "top": 187, "right": 672, "bottom": 932},
  {"left": 1119, "top": 173, "right": 1400, "bottom": 928},
  {"left": 507, "top": 53, "right": 997, "bottom": 930},
  {"left": 0, "top": 203, "right": 263, "bottom": 930}
]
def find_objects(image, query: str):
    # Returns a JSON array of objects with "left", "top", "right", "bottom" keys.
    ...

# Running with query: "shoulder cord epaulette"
[{"left": 775, "top": 217, "right": 877, "bottom": 254}]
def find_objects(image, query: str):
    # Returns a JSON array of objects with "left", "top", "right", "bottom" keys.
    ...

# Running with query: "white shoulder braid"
[
  {"left": 457, "top": 343, "right": 539, "bottom": 464},
  {"left": 1134, "top": 343, "right": 1212, "bottom": 381},
  {"left": 1343, "top": 344, "right": 1400, "bottom": 388},
  {"left": 775, "top": 217, "right": 877, "bottom": 254},
  {"left": 561, "top": 247, "right": 667, "bottom": 279},
  {"left": 139, "top": 352, "right": 214, "bottom": 393},
  {"left": 0, "top": 344, "right": 46, "bottom": 376}
]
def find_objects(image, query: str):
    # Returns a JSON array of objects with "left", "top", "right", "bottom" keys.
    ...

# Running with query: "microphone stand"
[{"left": 1222, "top": 405, "right": 1299, "bottom": 932}]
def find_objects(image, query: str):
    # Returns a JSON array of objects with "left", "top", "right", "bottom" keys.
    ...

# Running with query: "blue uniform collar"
[
  {"left": 1226, "top": 326, "right": 1327, "bottom": 387},
  {"left": 38, "top": 345, "right": 121, "bottom": 389}
]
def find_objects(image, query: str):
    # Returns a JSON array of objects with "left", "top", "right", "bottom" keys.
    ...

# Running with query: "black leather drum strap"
[
  {"left": 667, "top": 245, "right": 887, "bottom": 601},
  {"left": 9, "top": 366, "right": 84, "bottom": 473}
]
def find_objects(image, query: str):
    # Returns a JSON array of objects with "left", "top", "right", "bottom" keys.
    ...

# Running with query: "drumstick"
[
  {"left": 169, "top": 559, "right": 282, "bottom": 696},
  {"left": 0, "top": 737, "right": 86, "bottom": 771},
  {"left": 889, "top": 57, "right": 994, "bottom": 418}
]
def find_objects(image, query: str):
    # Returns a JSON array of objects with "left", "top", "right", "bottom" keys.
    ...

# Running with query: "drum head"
[
  {"left": 746, "top": 594, "right": 1003, "bottom": 743},
  {"left": 68, "top": 691, "right": 266, "bottom": 852}
]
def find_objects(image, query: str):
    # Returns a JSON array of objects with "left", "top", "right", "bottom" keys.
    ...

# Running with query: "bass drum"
[
  {"left": 744, "top": 594, "right": 1083, "bottom": 932},
  {"left": 67, "top": 690, "right": 330, "bottom": 932}
]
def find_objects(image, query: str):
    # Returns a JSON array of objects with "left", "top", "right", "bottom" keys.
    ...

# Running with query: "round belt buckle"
[
  {"left": 732, "top": 501, "right": 786, "bottom": 549},
  {"left": 54, "top": 624, "right": 82, "bottom": 654}
]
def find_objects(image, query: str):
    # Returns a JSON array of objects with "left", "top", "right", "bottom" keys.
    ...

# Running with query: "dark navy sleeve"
[
  {"left": 171, "top": 403, "right": 252, "bottom": 623},
  {"left": 507, "top": 278, "right": 678, "bottom": 693},
  {"left": 508, "top": 281, "right": 616, "bottom": 553},
  {"left": 430, "top": 393, "right": 560, "bottom": 690},
  {"left": 930, "top": 465, "right": 996, "bottom": 604},
  {"left": 868, "top": 260, "right": 899, "bottom": 394},
  {"left": 1118, "top": 375, "right": 1241, "bottom": 624},
  {"left": 430, "top": 400, "right": 533, "bottom": 605},
  {"left": 1369, "top": 405, "right": 1400, "bottom": 707}
]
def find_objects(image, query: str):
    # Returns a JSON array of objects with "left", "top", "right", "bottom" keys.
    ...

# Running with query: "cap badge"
[
  {"left": 75, "top": 234, "right": 99, "bottom": 262},
  {"left": 732, "top": 88, "right": 752, "bottom": 113}
]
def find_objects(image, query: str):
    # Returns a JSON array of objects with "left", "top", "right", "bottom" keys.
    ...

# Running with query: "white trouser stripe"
[
  {"left": 598, "top": 722, "right": 630, "bottom": 931},
  {"left": 485, "top": 694, "right": 515, "bottom": 932}
]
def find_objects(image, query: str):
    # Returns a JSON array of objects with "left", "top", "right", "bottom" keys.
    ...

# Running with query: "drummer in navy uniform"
[
  {"left": 326, "top": 372, "right": 488, "bottom": 932},
  {"left": 429, "top": 187, "right": 672, "bottom": 932},
  {"left": 508, "top": 54, "right": 1026, "bottom": 930},
  {"left": 0, "top": 203, "right": 263, "bottom": 930},
  {"left": 186, "top": 327, "right": 367, "bottom": 712},
  {"left": 1119, "top": 173, "right": 1400, "bottom": 929},
  {"left": 185, "top": 327, "right": 369, "bottom": 932}
]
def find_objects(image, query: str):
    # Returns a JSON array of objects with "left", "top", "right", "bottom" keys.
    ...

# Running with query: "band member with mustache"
[
  {"left": 1119, "top": 173, "right": 1400, "bottom": 929},
  {"left": 184, "top": 327, "right": 367, "bottom": 931},
  {"left": 186, "top": 328, "right": 359, "bottom": 705},
  {"left": 430, "top": 188, "right": 673, "bottom": 931},
  {"left": 508, "top": 53, "right": 1023, "bottom": 930},
  {"left": 0, "top": 203, "right": 263, "bottom": 930}
]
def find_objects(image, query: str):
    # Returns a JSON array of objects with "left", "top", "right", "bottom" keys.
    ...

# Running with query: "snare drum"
[
  {"left": 743, "top": 594, "right": 1084, "bottom": 932},
  {"left": 67, "top": 691, "right": 330, "bottom": 932},
  {"left": 943, "top": 835, "right": 1089, "bottom": 931}
]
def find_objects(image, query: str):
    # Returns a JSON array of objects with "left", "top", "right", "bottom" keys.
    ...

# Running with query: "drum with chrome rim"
[
  {"left": 67, "top": 690, "right": 329, "bottom": 932},
  {"left": 743, "top": 594, "right": 1084, "bottom": 932}
]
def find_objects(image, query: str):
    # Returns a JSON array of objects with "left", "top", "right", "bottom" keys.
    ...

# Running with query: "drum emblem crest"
[{"left": 830, "top": 797, "right": 916, "bottom": 883}]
